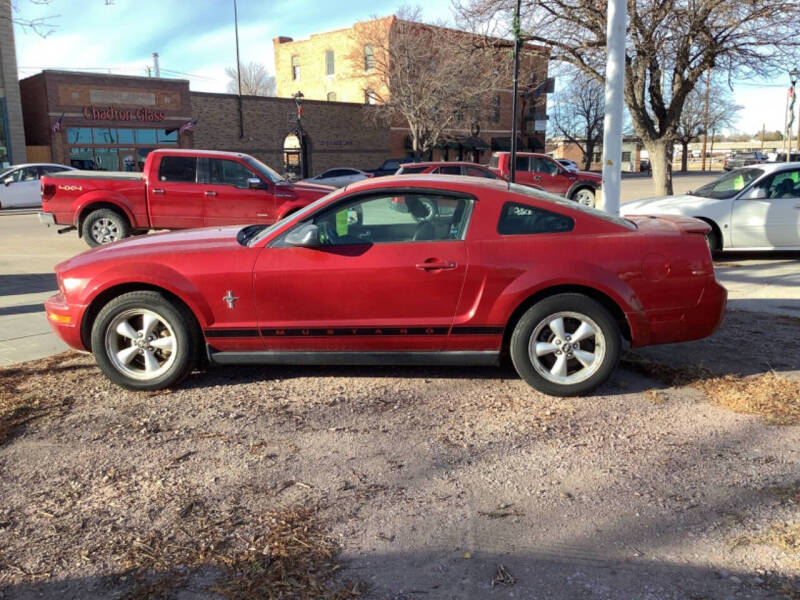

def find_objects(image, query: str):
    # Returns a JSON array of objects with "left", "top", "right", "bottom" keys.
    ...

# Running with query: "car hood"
[
  {"left": 622, "top": 193, "right": 718, "bottom": 214},
  {"left": 56, "top": 226, "right": 245, "bottom": 272},
  {"left": 574, "top": 170, "right": 602, "bottom": 181}
]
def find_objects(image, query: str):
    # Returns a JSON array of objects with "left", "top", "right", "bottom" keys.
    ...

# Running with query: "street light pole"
[
  {"left": 234, "top": 0, "right": 244, "bottom": 139},
  {"left": 600, "top": 0, "right": 627, "bottom": 215},
  {"left": 509, "top": 0, "right": 522, "bottom": 184},
  {"left": 793, "top": 68, "right": 800, "bottom": 161}
]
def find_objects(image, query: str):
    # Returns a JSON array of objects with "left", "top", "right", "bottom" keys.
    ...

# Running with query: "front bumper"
[{"left": 44, "top": 293, "right": 88, "bottom": 351}]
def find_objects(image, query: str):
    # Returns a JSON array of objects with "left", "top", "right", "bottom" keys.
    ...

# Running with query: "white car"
[
  {"left": 556, "top": 158, "right": 580, "bottom": 172},
  {"left": 301, "top": 167, "right": 372, "bottom": 188},
  {"left": 0, "top": 163, "right": 76, "bottom": 209},
  {"left": 622, "top": 163, "right": 800, "bottom": 251}
]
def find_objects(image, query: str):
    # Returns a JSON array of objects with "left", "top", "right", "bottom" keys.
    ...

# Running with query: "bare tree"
[
  {"left": 674, "top": 82, "right": 741, "bottom": 171},
  {"left": 349, "top": 8, "right": 527, "bottom": 159},
  {"left": 457, "top": 0, "right": 800, "bottom": 195},
  {"left": 225, "top": 61, "right": 276, "bottom": 97},
  {"left": 551, "top": 70, "right": 604, "bottom": 171}
]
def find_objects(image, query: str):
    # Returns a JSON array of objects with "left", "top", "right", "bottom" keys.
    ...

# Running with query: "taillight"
[
  {"left": 364, "top": 173, "right": 374, "bottom": 178},
  {"left": 42, "top": 182, "right": 56, "bottom": 202}
]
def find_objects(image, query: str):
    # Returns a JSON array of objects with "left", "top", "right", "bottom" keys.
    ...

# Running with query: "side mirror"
[
  {"left": 284, "top": 223, "right": 320, "bottom": 247},
  {"left": 3, "top": 176, "right": 12, "bottom": 187},
  {"left": 248, "top": 177, "right": 265, "bottom": 190},
  {"left": 739, "top": 186, "right": 767, "bottom": 200}
]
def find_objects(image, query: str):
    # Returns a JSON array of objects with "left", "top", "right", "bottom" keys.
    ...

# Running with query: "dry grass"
[
  {"left": 622, "top": 355, "right": 800, "bottom": 425},
  {"left": 0, "top": 353, "right": 84, "bottom": 444},
  {"left": 117, "top": 505, "right": 362, "bottom": 600}
]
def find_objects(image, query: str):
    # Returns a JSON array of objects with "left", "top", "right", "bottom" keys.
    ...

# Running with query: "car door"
[
  {"left": 202, "top": 157, "right": 276, "bottom": 226},
  {"left": 147, "top": 155, "right": 205, "bottom": 229},
  {"left": 731, "top": 168, "right": 800, "bottom": 248},
  {"left": 513, "top": 156, "right": 536, "bottom": 186},
  {"left": 530, "top": 156, "right": 572, "bottom": 195},
  {"left": 1, "top": 166, "right": 44, "bottom": 208},
  {"left": 252, "top": 191, "right": 474, "bottom": 351}
]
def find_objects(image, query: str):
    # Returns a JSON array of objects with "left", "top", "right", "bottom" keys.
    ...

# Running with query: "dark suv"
[{"left": 723, "top": 151, "right": 767, "bottom": 171}]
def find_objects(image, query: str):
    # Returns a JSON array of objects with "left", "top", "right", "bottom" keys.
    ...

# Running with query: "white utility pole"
[
  {"left": 599, "top": 0, "right": 627, "bottom": 215},
  {"left": 152, "top": 52, "right": 160, "bottom": 78}
]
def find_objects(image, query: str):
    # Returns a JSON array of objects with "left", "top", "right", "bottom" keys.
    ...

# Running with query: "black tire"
[
  {"left": 91, "top": 291, "right": 198, "bottom": 391},
  {"left": 82, "top": 208, "right": 130, "bottom": 247},
  {"left": 571, "top": 187, "right": 596, "bottom": 207},
  {"left": 705, "top": 227, "right": 722, "bottom": 253},
  {"left": 509, "top": 293, "right": 621, "bottom": 397}
]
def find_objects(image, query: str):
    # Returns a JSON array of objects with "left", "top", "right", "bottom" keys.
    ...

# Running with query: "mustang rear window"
[
  {"left": 508, "top": 183, "right": 636, "bottom": 230},
  {"left": 498, "top": 202, "right": 574, "bottom": 235}
]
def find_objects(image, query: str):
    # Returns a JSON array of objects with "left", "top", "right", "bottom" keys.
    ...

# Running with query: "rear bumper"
[
  {"left": 44, "top": 293, "right": 88, "bottom": 351},
  {"left": 630, "top": 280, "right": 727, "bottom": 347}
]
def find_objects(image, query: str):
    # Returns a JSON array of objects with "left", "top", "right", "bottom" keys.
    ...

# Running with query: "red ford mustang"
[{"left": 45, "top": 176, "right": 726, "bottom": 396}]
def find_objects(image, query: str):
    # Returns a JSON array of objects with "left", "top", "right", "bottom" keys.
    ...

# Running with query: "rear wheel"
[
  {"left": 510, "top": 293, "right": 621, "bottom": 396},
  {"left": 91, "top": 291, "right": 198, "bottom": 390},
  {"left": 82, "top": 209, "right": 130, "bottom": 247},
  {"left": 572, "top": 188, "right": 596, "bottom": 207}
]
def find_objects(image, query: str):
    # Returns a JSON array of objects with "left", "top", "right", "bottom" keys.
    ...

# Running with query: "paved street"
[{"left": 0, "top": 170, "right": 797, "bottom": 366}]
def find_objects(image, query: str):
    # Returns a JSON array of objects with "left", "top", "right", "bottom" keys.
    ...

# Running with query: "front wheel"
[
  {"left": 82, "top": 208, "right": 130, "bottom": 247},
  {"left": 91, "top": 291, "right": 198, "bottom": 390},
  {"left": 572, "top": 188, "right": 596, "bottom": 208},
  {"left": 510, "top": 294, "right": 621, "bottom": 396}
]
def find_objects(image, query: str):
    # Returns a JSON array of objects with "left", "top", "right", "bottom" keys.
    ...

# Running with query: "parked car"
[
  {"left": 0, "top": 163, "right": 76, "bottom": 209},
  {"left": 555, "top": 158, "right": 579, "bottom": 172},
  {"left": 45, "top": 174, "right": 725, "bottom": 397},
  {"left": 301, "top": 167, "right": 373, "bottom": 188},
  {"left": 364, "top": 157, "right": 415, "bottom": 177},
  {"left": 769, "top": 152, "right": 800, "bottom": 163},
  {"left": 488, "top": 152, "right": 602, "bottom": 207},
  {"left": 622, "top": 162, "right": 800, "bottom": 251},
  {"left": 723, "top": 151, "right": 766, "bottom": 171},
  {"left": 39, "top": 149, "right": 334, "bottom": 247},
  {"left": 396, "top": 161, "right": 502, "bottom": 179}
]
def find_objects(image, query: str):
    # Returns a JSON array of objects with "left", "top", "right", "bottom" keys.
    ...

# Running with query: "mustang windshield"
[{"left": 691, "top": 168, "right": 763, "bottom": 199}]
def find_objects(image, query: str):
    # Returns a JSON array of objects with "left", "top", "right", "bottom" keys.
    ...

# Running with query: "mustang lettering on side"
[{"left": 45, "top": 175, "right": 727, "bottom": 397}]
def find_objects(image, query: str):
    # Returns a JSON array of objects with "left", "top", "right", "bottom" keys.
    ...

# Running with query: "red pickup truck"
[
  {"left": 39, "top": 149, "right": 334, "bottom": 247},
  {"left": 488, "top": 152, "right": 602, "bottom": 207}
]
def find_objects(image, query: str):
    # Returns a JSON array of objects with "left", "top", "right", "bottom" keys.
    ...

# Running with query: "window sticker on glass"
[{"left": 335, "top": 210, "right": 349, "bottom": 235}]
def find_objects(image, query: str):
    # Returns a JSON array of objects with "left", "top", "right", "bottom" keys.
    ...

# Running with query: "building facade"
[
  {"left": 19, "top": 70, "right": 390, "bottom": 177},
  {"left": 0, "top": 1, "right": 26, "bottom": 165},
  {"left": 273, "top": 17, "right": 550, "bottom": 164}
]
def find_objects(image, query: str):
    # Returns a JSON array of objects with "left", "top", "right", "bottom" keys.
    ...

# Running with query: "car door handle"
[
  {"left": 533, "top": 175, "right": 542, "bottom": 181},
  {"left": 794, "top": 203, "right": 800, "bottom": 209},
  {"left": 416, "top": 260, "right": 457, "bottom": 271},
  {"left": 152, "top": 188, "right": 165, "bottom": 195},
  {"left": 205, "top": 191, "right": 217, "bottom": 197}
]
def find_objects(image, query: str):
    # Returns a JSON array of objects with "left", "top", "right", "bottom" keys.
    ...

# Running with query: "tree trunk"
[
  {"left": 583, "top": 140, "right": 594, "bottom": 171},
  {"left": 645, "top": 138, "right": 674, "bottom": 196},
  {"left": 680, "top": 141, "right": 689, "bottom": 172}
]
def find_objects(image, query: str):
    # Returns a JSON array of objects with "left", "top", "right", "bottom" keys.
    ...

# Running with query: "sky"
[{"left": 10, "top": 0, "right": 793, "bottom": 137}]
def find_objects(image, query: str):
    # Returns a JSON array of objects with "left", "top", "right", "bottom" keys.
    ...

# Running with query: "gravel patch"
[{"left": 0, "top": 310, "right": 798, "bottom": 599}]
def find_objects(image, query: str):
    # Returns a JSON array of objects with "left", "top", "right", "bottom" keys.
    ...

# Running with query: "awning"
[{"left": 459, "top": 136, "right": 490, "bottom": 151}]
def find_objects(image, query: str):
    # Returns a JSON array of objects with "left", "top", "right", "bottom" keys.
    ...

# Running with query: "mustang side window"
[
  {"left": 158, "top": 156, "right": 197, "bottom": 183},
  {"left": 298, "top": 194, "right": 473, "bottom": 245},
  {"left": 498, "top": 202, "right": 574, "bottom": 235}
]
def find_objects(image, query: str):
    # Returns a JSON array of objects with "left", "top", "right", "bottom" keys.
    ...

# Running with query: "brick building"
[
  {"left": 19, "top": 70, "right": 390, "bottom": 177},
  {"left": 273, "top": 16, "right": 550, "bottom": 163},
  {"left": 0, "top": 1, "right": 26, "bottom": 165}
]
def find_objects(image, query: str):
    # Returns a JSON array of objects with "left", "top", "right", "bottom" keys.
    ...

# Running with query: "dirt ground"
[{"left": 0, "top": 309, "right": 799, "bottom": 600}]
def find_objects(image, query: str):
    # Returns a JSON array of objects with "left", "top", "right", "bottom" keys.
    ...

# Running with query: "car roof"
[
  {"left": 400, "top": 161, "right": 488, "bottom": 168},
  {"left": 345, "top": 173, "right": 509, "bottom": 194},
  {"left": 4, "top": 163, "right": 75, "bottom": 169},
  {"left": 740, "top": 161, "right": 800, "bottom": 173},
  {"left": 148, "top": 148, "right": 251, "bottom": 159}
]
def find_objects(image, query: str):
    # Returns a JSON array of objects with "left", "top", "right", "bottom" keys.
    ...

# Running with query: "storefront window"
[
  {"left": 68, "top": 127, "right": 93, "bottom": 145},
  {"left": 157, "top": 129, "right": 178, "bottom": 144},
  {"left": 92, "top": 128, "right": 116, "bottom": 144},
  {"left": 94, "top": 148, "right": 119, "bottom": 171},
  {"left": 135, "top": 129, "right": 157, "bottom": 144},
  {"left": 117, "top": 129, "right": 135, "bottom": 144}
]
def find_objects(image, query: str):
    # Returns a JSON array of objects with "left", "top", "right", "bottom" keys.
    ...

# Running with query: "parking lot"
[{"left": 1, "top": 173, "right": 799, "bottom": 599}]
